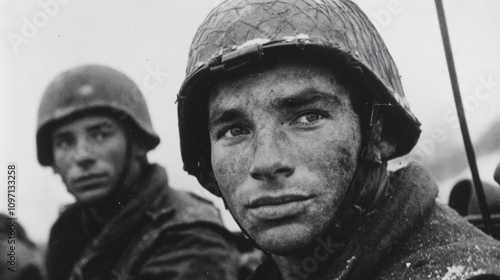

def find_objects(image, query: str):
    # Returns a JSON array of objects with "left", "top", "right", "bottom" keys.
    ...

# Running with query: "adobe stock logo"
[
  {"left": 368, "top": 0, "right": 404, "bottom": 31},
  {"left": 7, "top": 0, "right": 72, "bottom": 54},
  {"left": 407, "top": 72, "right": 500, "bottom": 164},
  {"left": 110, "top": 64, "right": 170, "bottom": 122},
  {"left": 288, "top": 234, "right": 346, "bottom": 280}
]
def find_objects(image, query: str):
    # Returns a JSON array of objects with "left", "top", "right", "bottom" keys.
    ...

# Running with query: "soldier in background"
[
  {"left": 177, "top": 0, "right": 500, "bottom": 279},
  {"left": 36, "top": 65, "right": 240, "bottom": 280}
]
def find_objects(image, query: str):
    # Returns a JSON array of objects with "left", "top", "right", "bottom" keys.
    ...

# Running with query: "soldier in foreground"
[
  {"left": 177, "top": 0, "right": 500, "bottom": 279},
  {"left": 36, "top": 65, "right": 239, "bottom": 279}
]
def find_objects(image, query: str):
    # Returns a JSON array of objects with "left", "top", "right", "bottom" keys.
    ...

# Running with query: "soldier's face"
[
  {"left": 51, "top": 115, "right": 127, "bottom": 204},
  {"left": 208, "top": 62, "right": 362, "bottom": 254}
]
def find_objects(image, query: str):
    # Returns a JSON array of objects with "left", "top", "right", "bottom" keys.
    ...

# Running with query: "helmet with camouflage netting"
[{"left": 178, "top": 0, "right": 421, "bottom": 195}]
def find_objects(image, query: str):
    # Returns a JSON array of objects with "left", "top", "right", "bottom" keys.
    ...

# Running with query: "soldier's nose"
[
  {"left": 249, "top": 130, "right": 294, "bottom": 181},
  {"left": 73, "top": 139, "right": 96, "bottom": 168}
]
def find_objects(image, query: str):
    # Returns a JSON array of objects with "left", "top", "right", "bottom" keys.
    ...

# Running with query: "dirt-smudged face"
[
  {"left": 208, "top": 62, "right": 362, "bottom": 254},
  {"left": 52, "top": 115, "right": 127, "bottom": 204}
]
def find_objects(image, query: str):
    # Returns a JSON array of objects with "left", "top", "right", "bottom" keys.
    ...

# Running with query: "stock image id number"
[{"left": 7, "top": 164, "right": 16, "bottom": 216}]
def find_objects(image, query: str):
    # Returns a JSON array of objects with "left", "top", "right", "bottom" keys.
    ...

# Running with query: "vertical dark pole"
[{"left": 434, "top": 0, "right": 492, "bottom": 235}]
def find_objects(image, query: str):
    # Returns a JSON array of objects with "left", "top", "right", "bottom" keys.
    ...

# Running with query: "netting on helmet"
[{"left": 178, "top": 0, "right": 421, "bottom": 194}]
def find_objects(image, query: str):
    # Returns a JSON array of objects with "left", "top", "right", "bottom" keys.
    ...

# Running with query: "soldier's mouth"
[
  {"left": 72, "top": 173, "right": 108, "bottom": 188},
  {"left": 248, "top": 194, "right": 314, "bottom": 208},
  {"left": 246, "top": 194, "right": 315, "bottom": 220}
]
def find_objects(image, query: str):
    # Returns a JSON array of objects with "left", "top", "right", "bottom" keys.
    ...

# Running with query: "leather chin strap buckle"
[{"left": 361, "top": 102, "right": 384, "bottom": 167}]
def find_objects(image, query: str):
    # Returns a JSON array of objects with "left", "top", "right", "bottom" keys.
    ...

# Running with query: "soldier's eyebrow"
[
  {"left": 85, "top": 120, "right": 116, "bottom": 132},
  {"left": 272, "top": 88, "right": 342, "bottom": 110},
  {"left": 209, "top": 109, "right": 246, "bottom": 130},
  {"left": 208, "top": 89, "right": 342, "bottom": 129},
  {"left": 52, "top": 130, "right": 72, "bottom": 139}
]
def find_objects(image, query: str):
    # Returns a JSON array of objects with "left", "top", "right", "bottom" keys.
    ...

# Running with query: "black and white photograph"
[{"left": 1, "top": 0, "right": 500, "bottom": 279}]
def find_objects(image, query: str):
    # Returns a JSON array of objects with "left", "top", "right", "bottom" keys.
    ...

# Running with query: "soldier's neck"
[{"left": 87, "top": 162, "right": 144, "bottom": 224}]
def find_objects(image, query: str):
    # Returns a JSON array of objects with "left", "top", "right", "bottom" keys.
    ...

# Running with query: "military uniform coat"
[
  {"left": 249, "top": 163, "right": 500, "bottom": 280},
  {"left": 46, "top": 164, "right": 239, "bottom": 280}
]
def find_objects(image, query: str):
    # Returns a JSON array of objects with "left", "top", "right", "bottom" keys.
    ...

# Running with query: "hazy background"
[{"left": 1, "top": 0, "right": 499, "bottom": 244}]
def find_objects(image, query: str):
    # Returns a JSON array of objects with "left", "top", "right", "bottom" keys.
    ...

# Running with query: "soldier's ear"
[{"left": 132, "top": 142, "right": 148, "bottom": 161}]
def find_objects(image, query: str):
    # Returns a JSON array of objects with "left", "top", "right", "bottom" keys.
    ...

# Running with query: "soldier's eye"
[
  {"left": 223, "top": 126, "right": 249, "bottom": 138},
  {"left": 217, "top": 124, "right": 251, "bottom": 141},
  {"left": 293, "top": 111, "right": 325, "bottom": 125},
  {"left": 305, "top": 113, "right": 321, "bottom": 122},
  {"left": 88, "top": 129, "right": 107, "bottom": 142},
  {"left": 53, "top": 136, "right": 75, "bottom": 149}
]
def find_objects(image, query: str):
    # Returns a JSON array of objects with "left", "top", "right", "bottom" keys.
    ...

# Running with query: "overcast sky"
[{"left": 1, "top": 0, "right": 499, "bottom": 243}]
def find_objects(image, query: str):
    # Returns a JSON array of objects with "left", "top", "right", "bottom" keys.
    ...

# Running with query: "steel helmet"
[
  {"left": 178, "top": 0, "right": 421, "bottom": 194},
  {"left": 37, "top": 64, "right": 160, "bottom": 166}
]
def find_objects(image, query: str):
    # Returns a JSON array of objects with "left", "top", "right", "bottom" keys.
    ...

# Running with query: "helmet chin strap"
[
  {"left": 361, "top": 102, "right": 385, "bottom": 167},
  {"left": 304, "top": 103, "right": 391, "bottom": 271},
  {"left": 111, "top": 134, "right": 135, "bottom": 201}
]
